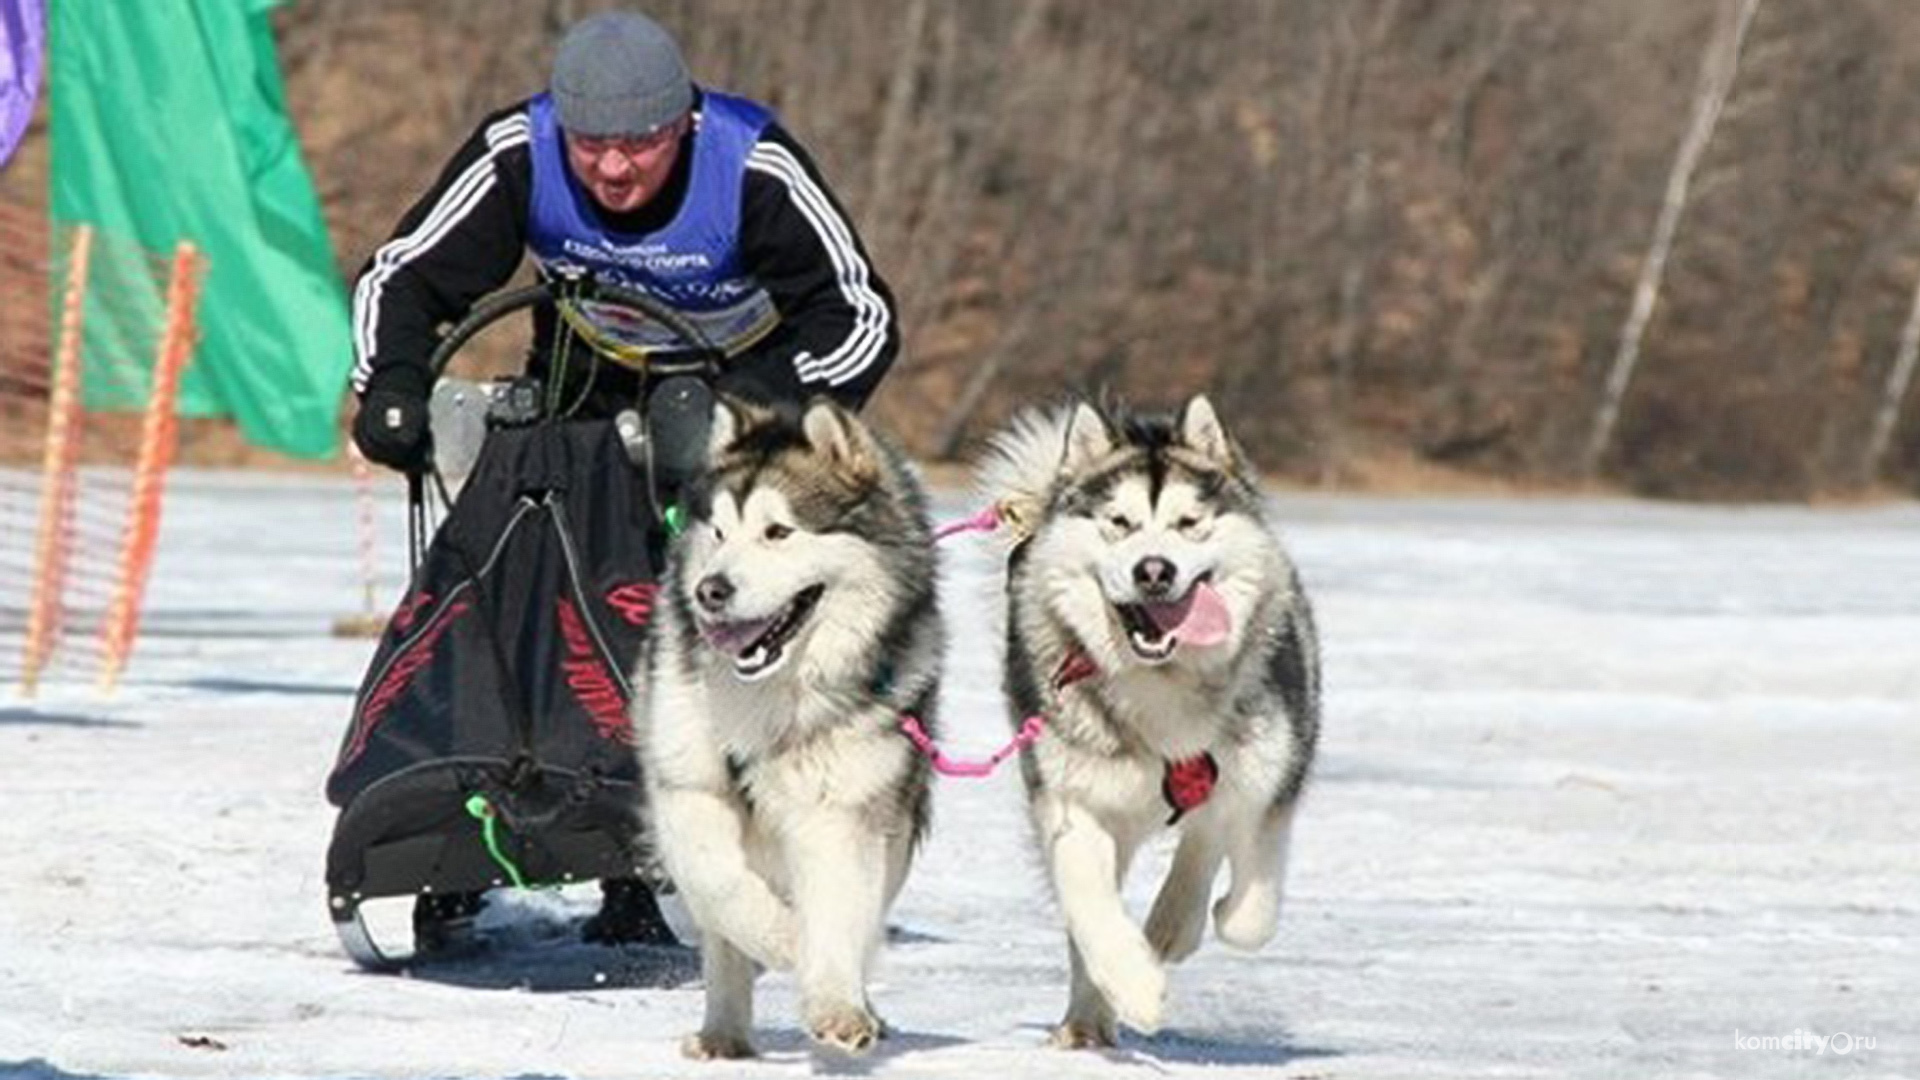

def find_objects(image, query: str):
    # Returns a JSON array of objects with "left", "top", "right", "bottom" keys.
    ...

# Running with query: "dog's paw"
[
  {"left": 806, "top": 1002, "right": 881, "bottom": 1055},
  {"left": 1145, "top": 896, "right": 1207, "bottom": 963},
  {"left": 1212, "top": 887, "right": 1279, "bottom": 951},
  {"left": 1108, "top": 974, "right": 1164, "bottom": 1034},
  {"left": 1050, "top": 1018, "right": 1117, "bottom": 1050},
  {"left": 681, "top": 1031, "right": 756, "bottom": 1061},
  {"left": 1088, "top": 950, "right": 1165, "bottom": 1034}
]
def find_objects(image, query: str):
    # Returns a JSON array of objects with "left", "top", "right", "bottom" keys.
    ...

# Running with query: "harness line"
[
  {"left": 931, "top": 502, "right": 1003, "bottom": 542},
  {"left": 897, "top": 502, "right": 1068, "bottom": 778}
]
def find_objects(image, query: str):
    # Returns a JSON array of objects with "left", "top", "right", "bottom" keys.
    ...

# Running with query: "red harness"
[{"left": 1161, "top": 752, "right": 1219, "bottom": 824}]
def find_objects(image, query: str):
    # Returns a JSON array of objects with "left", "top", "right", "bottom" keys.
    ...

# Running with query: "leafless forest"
[{"left": 274, "top": 0, "right": 1920, "bottom": 497}]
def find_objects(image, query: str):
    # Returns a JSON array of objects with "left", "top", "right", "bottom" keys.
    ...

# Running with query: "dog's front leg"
[
  {"left": 1040, "top": 796, "right": 1164, "bottom": 1036},
  {"left": 787, "top": 809, "right": 887, "bottom": 1054},
  {"left": 1145, "top": 824, "right": 1224, "bottom": 963},
  {"left": 681, "top": 935, "right": 757, "bottom": 1060},
  {"left": 1213, "top": 801, "right": 1294, "bottom": 950},
  {"left": 653, "top": 785, "right": 796, "bottom": 971},
  {"left": 1052, "top": 938, "right": 1117, "bottom": 1048}
]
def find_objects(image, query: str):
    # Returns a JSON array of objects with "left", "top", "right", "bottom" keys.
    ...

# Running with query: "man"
[
  {"left": 346, "top": 9, "right": 900, "bottom": 952},
  {"left": 351, "top": 9, "right": 898, "bottom": 463}
]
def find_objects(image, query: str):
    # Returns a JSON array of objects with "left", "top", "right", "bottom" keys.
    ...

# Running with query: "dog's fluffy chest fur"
[
  {"left": 700, "top": 671, "right": 914, "bottom": 816},
  {"left": 1033, "top": 672, "right": 1303, "bottom": 830}
]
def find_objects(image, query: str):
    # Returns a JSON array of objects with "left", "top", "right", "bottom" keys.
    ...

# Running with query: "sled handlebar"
[{"left": 427, "top": 279, "right": 725, "bottom": 381}]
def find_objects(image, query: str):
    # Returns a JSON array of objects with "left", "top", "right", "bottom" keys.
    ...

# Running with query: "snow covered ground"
[{"left": 2, "top": 470, "right": 1915, "bottom": 1079}]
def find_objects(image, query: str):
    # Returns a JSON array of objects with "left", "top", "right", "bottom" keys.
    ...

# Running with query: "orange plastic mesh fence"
[{"left": 1, "top": 204, "right": 204, "bottom": 693}]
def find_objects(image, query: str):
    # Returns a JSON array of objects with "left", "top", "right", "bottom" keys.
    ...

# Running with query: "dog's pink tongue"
[
  {"left": 1176, "top": 582, "right": 1232, "bottom": 645},
  {"left": 701, "top": 619, "right": 769, "bottom": 656},
  {"left": 1145, "top": 582, "right": 1232, "bottom": 647}
]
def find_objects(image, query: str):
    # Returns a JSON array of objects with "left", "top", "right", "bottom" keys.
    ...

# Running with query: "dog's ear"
[
  {"left": 802, "top": 397, "right": 880, "bottom": 481},
  {"left": 708, "top": 393, "right": 781, "bottom": 461},
  {"left": 708, "top": 396, "right": 744, "bottom": 459},
  {"left": 1178, "top": 394, "right": 1238, "bottom": 468},
  {"left": 1059, "top": 401, "right": 1115, "bottom": 477}
]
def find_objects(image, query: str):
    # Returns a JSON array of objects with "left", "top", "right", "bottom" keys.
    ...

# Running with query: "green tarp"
[{"left": 50, "top": 0, "right": 348, "bottom": 459}]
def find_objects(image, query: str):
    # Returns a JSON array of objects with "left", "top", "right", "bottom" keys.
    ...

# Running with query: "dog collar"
[{"left": 1162, "top": 752, "right": 1219, "bottom": 824}]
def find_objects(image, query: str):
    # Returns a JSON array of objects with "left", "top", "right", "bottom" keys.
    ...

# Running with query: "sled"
[{"left": 324, "top": 280, "right": 717, "bottom": 970}]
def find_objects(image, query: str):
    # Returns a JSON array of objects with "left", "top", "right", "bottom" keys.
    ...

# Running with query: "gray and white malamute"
[
  {"left": 976, "top": 393, "right": 1320, "bottom": 1047},
  {"left": 634, "top": 397, "right": 941, "bottom": 1058}
]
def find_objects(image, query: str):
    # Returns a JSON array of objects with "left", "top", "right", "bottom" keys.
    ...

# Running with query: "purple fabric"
[{"left": 0, "top": 0, "right": 45, "bottom": 169}]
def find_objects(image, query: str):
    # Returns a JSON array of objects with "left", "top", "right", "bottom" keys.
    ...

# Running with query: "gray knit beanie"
[{"left": 550, "top": 11, "right": 693, "bottom": 137}]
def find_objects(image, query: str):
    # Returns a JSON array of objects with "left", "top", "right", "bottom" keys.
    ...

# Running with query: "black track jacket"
[{"left": 348, "top": 94, "right": 898, "bottom": 414}]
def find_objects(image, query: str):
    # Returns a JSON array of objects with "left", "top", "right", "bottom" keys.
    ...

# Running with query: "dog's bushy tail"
[{"left": 974, "top": 405, "right": 1079, "bottom": 546}]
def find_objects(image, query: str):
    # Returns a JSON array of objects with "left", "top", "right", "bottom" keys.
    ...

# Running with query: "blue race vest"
[{"left": 528, "top": 90, "right": 780, "bottom": 358}]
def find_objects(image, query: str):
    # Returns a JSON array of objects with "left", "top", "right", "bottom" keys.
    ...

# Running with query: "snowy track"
[{"left": 2, "top": 472, "right": 1915, "bottom": 1078}]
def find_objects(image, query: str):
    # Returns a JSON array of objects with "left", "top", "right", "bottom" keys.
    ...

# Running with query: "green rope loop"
[{"left": 464, "top": 793, "right": 529, "bottom": 889}]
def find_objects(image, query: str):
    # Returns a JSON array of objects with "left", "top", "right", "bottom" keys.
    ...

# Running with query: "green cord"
[
  {"left": 664, "top": 503, "right": 687, "bottom": 536},
  {"left": 464, "top": 793, "right": 529, "bottom": 889}
]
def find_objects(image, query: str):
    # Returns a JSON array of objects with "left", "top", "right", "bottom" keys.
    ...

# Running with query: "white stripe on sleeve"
[
  {"left": 351, "top": 115, "right": 530, "bottom": 392},
  {"left": 745, "top": 142, "right": 890, "bottom": 387}
]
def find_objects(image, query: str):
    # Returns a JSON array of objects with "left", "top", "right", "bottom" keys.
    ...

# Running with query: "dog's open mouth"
[
  {"left": 699, "top": 584, "right": 825, "bottom": 679},
  {"left": 1114, "top": 575, "right": 1231, "bottom": 662}
]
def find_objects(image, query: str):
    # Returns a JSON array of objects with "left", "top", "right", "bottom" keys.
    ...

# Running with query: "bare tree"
[
  {"left": 1581, "top": 0, "right": 1762, "bottom": 478},
  {"left": 1862, "top": 260, "right": 1920, "bottom": 483},
  {"left": 863, "top": 0, "right": 931, "bottom": 258},
  {"left": 1313, "top": 1, "right": 1398, "bottom": 485}
]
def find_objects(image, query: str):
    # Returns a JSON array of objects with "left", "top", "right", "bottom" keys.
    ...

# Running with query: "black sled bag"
[{"left": 325, "top": 420, "right": 661, "bottom": 912}]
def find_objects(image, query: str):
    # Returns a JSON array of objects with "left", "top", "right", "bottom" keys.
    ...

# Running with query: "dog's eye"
[
  {"left": 1176, "top": 514, "right": 1203, "bottom": 531},
  {"left": 1107, "top": 514, "right": 1135, "bottom": 533},
  {"left": 712, "top": 525, "right": 726, "bottom": 543},
  {"left": 764, "top": 523, "right": 793, "bottom": 542}
]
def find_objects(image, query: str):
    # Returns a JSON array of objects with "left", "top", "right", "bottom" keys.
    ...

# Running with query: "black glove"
[{"left": 352, "top": 369, "right": 433, "bottom": 473}]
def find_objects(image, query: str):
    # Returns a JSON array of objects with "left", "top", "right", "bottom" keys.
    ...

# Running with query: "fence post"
[
  {"left": 97, "top": 241, "right": 201, "bottom": 692},
  {"left": 20, "top": 225, "right": 94, "bottom": 697}
]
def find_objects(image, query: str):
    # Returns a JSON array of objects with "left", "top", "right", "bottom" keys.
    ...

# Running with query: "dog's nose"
[
  {"left": 695, "top": 573, "right": 735, "bottom": 613},
  {"left": 1133, "top": 556, "right": 1177, "bottom": 597}
]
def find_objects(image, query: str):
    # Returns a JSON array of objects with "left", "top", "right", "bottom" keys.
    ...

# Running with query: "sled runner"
[{"left": 324, "top": 280, "right": 717, "bottom": 971}]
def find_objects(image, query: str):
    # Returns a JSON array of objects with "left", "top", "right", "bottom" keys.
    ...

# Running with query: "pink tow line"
[
  {"left": 900, "top": 714, "right": 1045, "bottom": 778},
  {"left": 897, "top": 502, "right": 1062, "bottom": 778},
  {"left": 931, "top": 502, "right": 1003, "bottom": 541}
]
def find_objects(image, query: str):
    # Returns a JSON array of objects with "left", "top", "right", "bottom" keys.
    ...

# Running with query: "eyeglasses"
[{"left": 568, "top": 120, "right": 686, "bottom": 160}]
